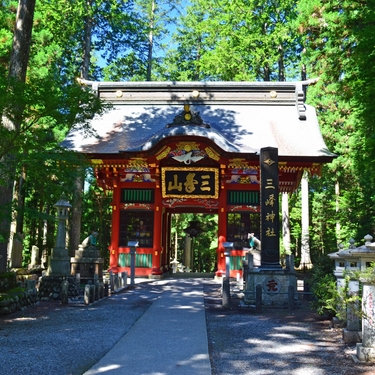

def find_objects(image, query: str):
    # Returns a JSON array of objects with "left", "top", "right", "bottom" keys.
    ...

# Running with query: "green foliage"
[
  {"left": 0, "top": 69, "right": 107, "bottom": 255},
  {"left": 1, "top": 0, "right": 375, "bottom": 276},
  {"left": 297, "top": 0, "right": 375, "bottom": 245},
  {"left": 0, "top": 271, "right": 17, "bottom": 291},
  {"left": 309, "top": 258, "right": 364, "bottom": 321},
  {"left": 0, "top": 287, "right": 27, "bottom": 302},
  {"left": 355, "top": 262, "right": 375, "bottom": 285},
  {"left": 325, "top": 273, "right": 362, "bottom": 322},
  {"left": 309, "top": 173, "right": 338, "bottom": 258},
  {"left": 81, "top": 169, "right": 112, "bottom": 268},
  {"left": 309, "top": 256, "right": 337, "bottom": 317},
  {"left": 165, "top": 0, "right": 302, "bottom": 81},
  {"left": 171, "top": 213, "right": 218, "bottom": 272}
]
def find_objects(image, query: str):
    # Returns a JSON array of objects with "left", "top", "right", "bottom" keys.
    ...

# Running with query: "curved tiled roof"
[{"left": 62, "top": 80, "right": 335, "bottom": 161}]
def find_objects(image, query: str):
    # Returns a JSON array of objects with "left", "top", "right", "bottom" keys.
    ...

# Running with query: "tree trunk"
[
  {"left": 301, "top": 64, "right": 307, "bottom": 99},
  {"left": 69, "top": 1, "right": 93, "bottom": 255},
  {"left": 300, "top": 170, "right": 312, "bottom": 268},
  {"left": 69, "top": 171, "right": 84, "bottom": 256},
  {"left": 146, "top": 0, "right": 155, "bottom": 81},
  {"left": 0, "top": 0, "right": 36, "bottom": 272},
  {"left": 335, "top": 180, "right": 340, "bottom": 242},
  {"left": 278, "top": 45, "right": 285, "bottom": 82},
  {"left": 81, "top": 0, "right": 93, "bottom": 79},
  {"left": 282, "top": 192, "right": 291, "bottom": 255},
  {"left": 9, "top": 0, "right": 36, "bottom": 82}
]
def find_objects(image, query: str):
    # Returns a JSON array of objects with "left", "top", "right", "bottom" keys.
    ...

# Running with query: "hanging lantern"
[{"left": 183, "top": 221, "right": 203, "bottom": 238}]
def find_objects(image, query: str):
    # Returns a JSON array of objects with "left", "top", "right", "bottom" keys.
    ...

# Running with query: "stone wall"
[
  {"left": 38, "top": 276, "right": 79, "bottom": 300},
  {"left": 0, "top": 272, "right": 17, "bottom": 292},
  {"left": 0, "top": 288, "right": 39, "bottom": 315},
  {"left": 244, "top": 270, "right": 297, "bottom": 308}
]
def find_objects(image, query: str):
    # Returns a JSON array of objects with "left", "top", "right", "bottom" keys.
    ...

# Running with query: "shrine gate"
[{"left": 63, "top": 80, "right": 335, "bottom": 277}]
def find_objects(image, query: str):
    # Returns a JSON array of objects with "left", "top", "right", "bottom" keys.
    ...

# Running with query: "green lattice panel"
[
  {"left": 230, "top": 256, "right": 243, "bottom": 270},
  {"left": 227, "top": 191, "right": 259, "bottom": 205},
  {"left": 118, "top": 253, "right": 153, "bottom": 268}
]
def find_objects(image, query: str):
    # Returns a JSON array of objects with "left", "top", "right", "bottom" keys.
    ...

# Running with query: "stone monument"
[
  {"left": 244, "top": 147, "right": 297, "bottom": 308},
  {"left": 357, "top": 282, "right": 375, "bottom": 361},
  {"left": 71, "top": 231, "right": 104, "bottom": 282},
  {"left": 10, "top": 233, "right": 23, "bottom": 268},
  {"left": 29, "top": 245, "right": 40, "bottom": 269},
  {"left": 46, "top": 198, "right": 71, "bottom": 276}
]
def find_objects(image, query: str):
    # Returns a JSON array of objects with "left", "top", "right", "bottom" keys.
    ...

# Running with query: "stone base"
[
  {"left": 148, "top": 274, "right": 164, "bottom": 280},
  {"left": 248, "top": 249, "right": 261, "bottom": 267},
  {"left": 244, "top": 268, "right": 297, "bottom": 308},
  {"left": 70, "top": 257, "right": 104, "bottom": 282},
  {"left": 356, "top": 343, "right": 375, "bottom": 362},
  {"left": 343, "top": 328, "right": 362, "bottom": 343},
  {"left": 214, "top": 275, "right": 224, "bottom": 282},
  {"left": 38, "top": 276, "right": 79, "bottom": 300},
  {"left": 332, "top": 317, "right": 346, "bottom": 328},
  {"left": 46, "top": 256, "right": 71, "bottom": 277}
]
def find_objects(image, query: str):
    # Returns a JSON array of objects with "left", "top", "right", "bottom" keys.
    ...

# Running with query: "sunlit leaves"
[
  {"left": 165, "top": 0, "right": 302, "bottom": 81},
  {"left": 297, "top": 1, "right": 375, "bottom": 243}
]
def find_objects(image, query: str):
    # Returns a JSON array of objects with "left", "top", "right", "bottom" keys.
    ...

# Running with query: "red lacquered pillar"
[
  {"left": 151, "top": 190, "right": 163, "bottom": 275},
  {"left": 108, "top": 186, "right": 120, "bottom": 273},
  {"left": 216, "top": 171, "right": 227, "bottom": 277}
]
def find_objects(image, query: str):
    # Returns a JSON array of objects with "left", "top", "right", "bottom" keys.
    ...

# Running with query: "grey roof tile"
[{"left": 62, "top": 80, "right": 334, "bottom": 160}]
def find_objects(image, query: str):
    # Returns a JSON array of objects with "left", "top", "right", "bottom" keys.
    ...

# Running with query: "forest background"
[{"left": 0, "top": 0, "right": 374, "bottom": 273}]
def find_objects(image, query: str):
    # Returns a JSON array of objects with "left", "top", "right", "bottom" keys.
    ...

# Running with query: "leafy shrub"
[
  {"left": 0, "top": 272, "right": 17, "bottom": 292},
  {"left": 309, "top": 257, "right": 337, "bottom": 317}
]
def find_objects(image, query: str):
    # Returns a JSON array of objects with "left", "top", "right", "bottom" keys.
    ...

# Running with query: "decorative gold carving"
[
  {"left": 176, "top": 142, "right": 200, "bottom": 152},
  {"left": 264, "top": 158, "right": 276, "bottom": 166},
  {"left": 91, "top": 159, "right": 103, "bottom": 165},
  {"left": 225, "top": 175, "right": 259, "bottom": 184},
  {"left": 126, "top": 158, "right": 148, "bottom": 169},
  {"left": 161, "top": 167, "right": 219, "bottom": 199},
  {"left": 121, "top": 203, "right": 152, "bottom": 210},
  {"left": 228, "top": 158, "right": 248, "bottom": 169},
  {"left": 156, "top": 146, "right": 171, "bottom": 160},
  {"left": 166, "top": 106, "right": 210, "bottom": 128},
  {"left": 205, "top": 147, "right": 220, "bottom": 161}
]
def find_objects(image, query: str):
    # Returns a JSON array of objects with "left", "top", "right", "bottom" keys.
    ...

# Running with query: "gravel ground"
[
  {"left": 0, "top": 281, "right": 161, "bottom": 375},
  {"left": 203, "top": 280, "right": 375, "bottom": 375},
  {"left": 1, "top": 277, "right": 375, "bottom": 375}
]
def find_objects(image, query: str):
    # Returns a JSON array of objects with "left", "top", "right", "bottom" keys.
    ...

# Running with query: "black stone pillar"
[{"left": 260, "top": 147, "right": 281, "bottom": 268}]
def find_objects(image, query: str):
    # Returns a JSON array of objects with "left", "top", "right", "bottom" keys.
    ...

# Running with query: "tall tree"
[
  {"left": 165, "top": 0, "right": 302, "bottom": 81},
  {"left": 70, "top": 0, "right": 94, "bottom": 256},
  {"left": 101, "top": 0, "right": 182, "bottom": 81},
  {"left": 297, "top": 0, "right": 373, "bottom": 245},
  {"left": 0, "top": 0, "right": 109, "bottom": 268},
  {"left": 0, "top": 0, "right": 36, "bottom": 272}
]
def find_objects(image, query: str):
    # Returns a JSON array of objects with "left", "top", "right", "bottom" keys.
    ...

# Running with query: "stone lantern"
[
  {"left": 183, "top": 221, "right": 203, "bottom": 271},
  {"left": 46, "top": 198, "right": 72, "bottom": 276},
  {"left": 170, "top": 258, "right": 179, "bottom": 273},
  {"left": 328, "top": 235, "right": 375, "bottom": 344}
]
